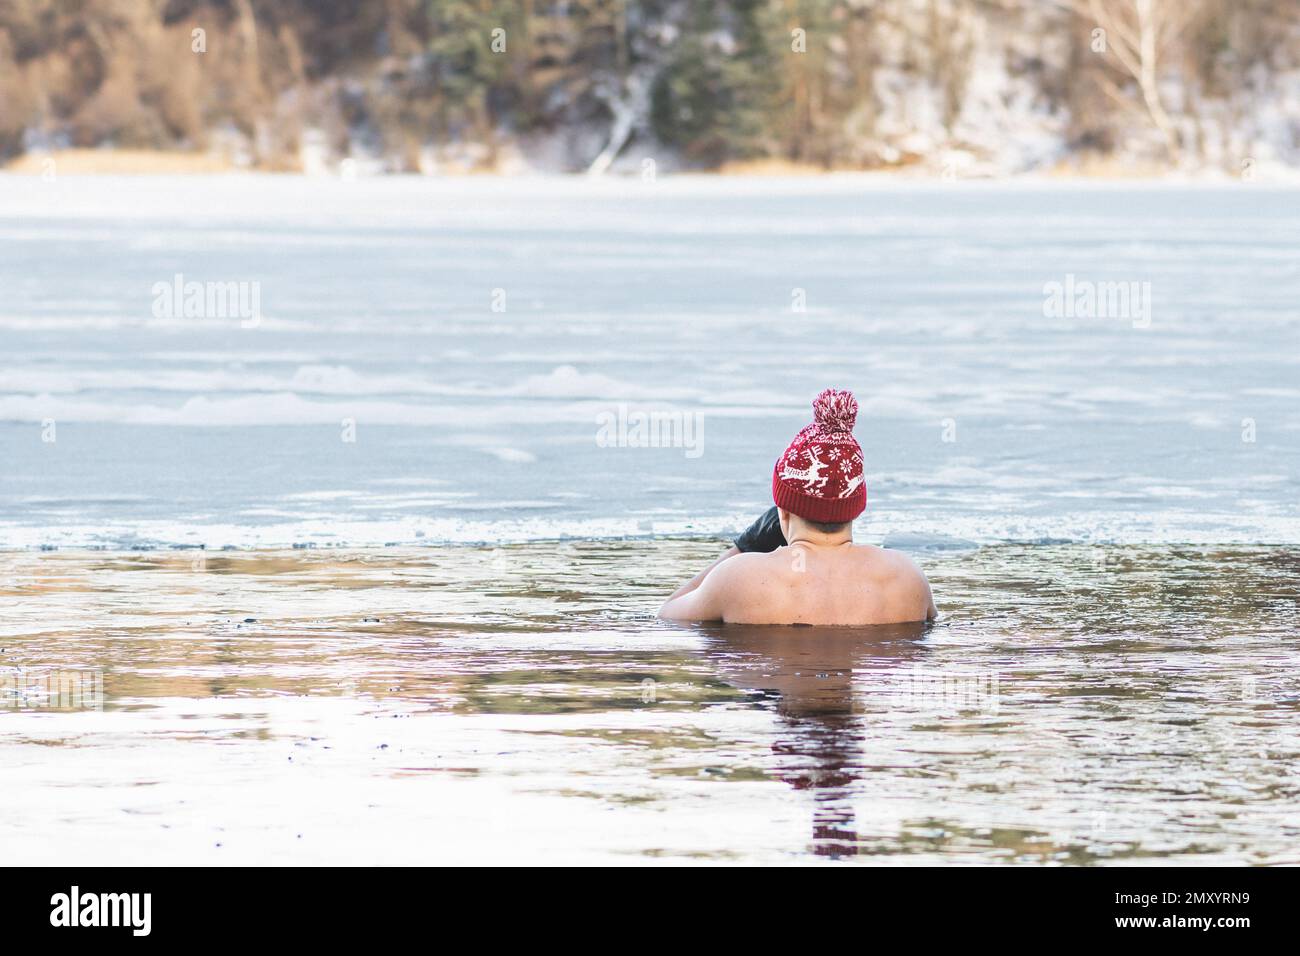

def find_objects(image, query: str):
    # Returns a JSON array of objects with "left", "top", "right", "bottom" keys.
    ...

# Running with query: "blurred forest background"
[{"left": 1, "top": 0, "right": 1297, "bottom": 176}]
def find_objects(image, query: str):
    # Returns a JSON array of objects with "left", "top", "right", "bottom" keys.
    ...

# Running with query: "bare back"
[{"left": 708, "top": 543, "right": 935, "bottom": 626}]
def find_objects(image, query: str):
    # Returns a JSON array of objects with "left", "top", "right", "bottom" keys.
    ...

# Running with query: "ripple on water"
[{"left": 1, "top": 541, "right": 1298, "bottom": 864}]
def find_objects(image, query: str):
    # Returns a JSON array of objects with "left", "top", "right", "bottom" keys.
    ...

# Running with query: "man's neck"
[
  {"left": 789, "top": 535, "right": 853, "bottom": 548},
  {"left": 786, "top": 517, "right": 853, "bottom": 548}
]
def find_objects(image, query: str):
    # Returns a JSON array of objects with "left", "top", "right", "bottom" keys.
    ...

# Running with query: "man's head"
[{"left": 771, "top": 388, "right": 866, "bottom": 526}]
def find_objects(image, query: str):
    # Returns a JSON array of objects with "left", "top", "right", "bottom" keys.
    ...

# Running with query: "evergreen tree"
[
  {"left": 426, "top": 0, "right": 528, "bottom": 156},
  {"left": 649, "top": 1, "right": 781, "bottom": 166}
]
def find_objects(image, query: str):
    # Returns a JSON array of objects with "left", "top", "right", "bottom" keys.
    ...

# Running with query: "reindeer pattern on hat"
[
  {"left": 778, "top": 445, "right": 830, "bottom": 492},
  {"left": 838, "top": 470, "right": 865, "bottom": 498}
]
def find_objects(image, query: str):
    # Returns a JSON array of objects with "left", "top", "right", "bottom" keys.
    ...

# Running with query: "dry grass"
[
  {"left": 714, "top": 158, "right": 838, "bottom": 176},
  {"left": 1045, "top": 152, "right": 1178, "bottom": 179},
  {"left": 3, "top": 149, "right": 239, "bottom": 175}
]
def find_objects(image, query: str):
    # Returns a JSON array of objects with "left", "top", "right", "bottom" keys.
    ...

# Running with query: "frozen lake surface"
[{"left": 0, "top": 175, "right": 1297, "bottom": 549}]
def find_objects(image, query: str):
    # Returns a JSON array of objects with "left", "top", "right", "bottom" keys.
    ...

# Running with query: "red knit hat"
[{"left": 772, "top": 389, "right": 866, "bottom": 524}]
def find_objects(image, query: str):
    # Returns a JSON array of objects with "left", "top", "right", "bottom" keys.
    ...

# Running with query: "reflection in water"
[
  {"left": 2, "top": 540, "right": 1299, "bottom": 864},
  {"left": 699, "top": 623, "right": 931, "bottom": 859}
]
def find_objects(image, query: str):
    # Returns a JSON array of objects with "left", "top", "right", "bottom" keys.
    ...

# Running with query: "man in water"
[{"left": 658, "top": 389, "right": 937, "bottom": 625}]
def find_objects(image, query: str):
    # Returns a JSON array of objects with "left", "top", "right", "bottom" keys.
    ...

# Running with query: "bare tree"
[{"left": 1060, "top": 0, "right": 1203, "bottom": 161}]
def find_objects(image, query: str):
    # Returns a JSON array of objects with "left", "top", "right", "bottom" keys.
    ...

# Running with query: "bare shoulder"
[
  {"left": 862, "top": 545, "right": 927, "bottom": 578},
  {"left": 705, "top": 549, "right": 787, "bottom": 588},
  {"left": 856, "top": 544, "right": 937, "bottom": 618},
  {"left": 708, "top": 548, "right": 804, "bottom": 604}
]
